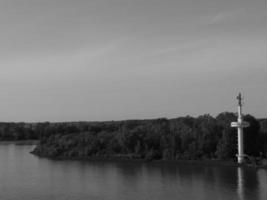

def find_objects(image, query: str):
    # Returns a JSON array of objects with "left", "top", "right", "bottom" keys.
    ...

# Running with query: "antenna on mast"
[{"left": 237, "top": 92, "right": 243, "bottom": 107}]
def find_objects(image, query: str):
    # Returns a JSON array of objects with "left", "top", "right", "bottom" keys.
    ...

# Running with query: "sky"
[{"left": 0, "top": 0, "right": 266, "bottom": 122}]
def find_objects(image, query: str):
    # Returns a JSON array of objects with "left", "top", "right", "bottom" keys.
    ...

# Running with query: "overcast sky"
[{"left": 0, "top": 0, "right": 266, "bottom": 122}]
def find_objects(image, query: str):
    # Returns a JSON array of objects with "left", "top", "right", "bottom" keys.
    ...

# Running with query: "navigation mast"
[{"left": 231, "top": 93, "right": 250, "bottom": 164}]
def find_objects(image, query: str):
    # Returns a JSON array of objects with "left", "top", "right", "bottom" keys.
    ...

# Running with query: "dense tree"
[
  {"left": 31, "top": 113, "right": 266, "bottom": 160},
  {"left": 0, "top": 114, "right": 267, "bottom": 161},
  {"left": 243, "top": 115, "right": 261, "bottom": 156},
  {"left": 215, "top": 112, "right": 237, "bottom": 159}
]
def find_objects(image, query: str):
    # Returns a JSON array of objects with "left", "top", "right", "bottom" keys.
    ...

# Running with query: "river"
[{"left": 0, "top": 144, "right": 267, "bottom": 200}]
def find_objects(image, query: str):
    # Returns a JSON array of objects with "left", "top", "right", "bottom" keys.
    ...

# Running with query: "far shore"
[
  {"left": 30, "top": 152, "right": 267, "bottom": 169},
  {"left": 0, "top": 140, "right": 39, "bottom": 145}
]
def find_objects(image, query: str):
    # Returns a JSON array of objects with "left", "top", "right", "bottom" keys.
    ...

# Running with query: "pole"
[
  {"left": 237, "top": 93, "right": 244, "bottom": 164},
  {"left": 231, "top": 93, "right": 249, "bottom": 164}
]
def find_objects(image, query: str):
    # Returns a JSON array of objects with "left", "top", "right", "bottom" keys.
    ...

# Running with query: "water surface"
[{"left": 0, "top": 144, "right": 266, "bottom": 200}]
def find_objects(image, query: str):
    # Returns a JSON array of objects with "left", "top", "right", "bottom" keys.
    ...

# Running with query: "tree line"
[{"left": 25, "top": 112, "right": 267, "bottom": 161}]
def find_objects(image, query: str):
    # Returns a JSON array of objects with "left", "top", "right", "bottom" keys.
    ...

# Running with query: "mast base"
[{"left": 237, "top": 154, "right": 246, "bottom": 164}]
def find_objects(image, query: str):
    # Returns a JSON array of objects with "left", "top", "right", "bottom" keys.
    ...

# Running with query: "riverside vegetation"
[{"left": 1, "top": 112, "right": 267, "bottom": 161}]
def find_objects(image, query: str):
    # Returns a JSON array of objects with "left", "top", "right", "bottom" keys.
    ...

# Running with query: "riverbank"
[{"left": 31, "top": 151, "right": 267, "bottom": 169}]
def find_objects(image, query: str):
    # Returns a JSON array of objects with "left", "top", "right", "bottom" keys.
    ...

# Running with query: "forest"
[
  {"left": 1, "top": 113, "right": 267, "bottom": 161},
  {"left": 29, "top": 113, "right": 267, "bottom": 160}
]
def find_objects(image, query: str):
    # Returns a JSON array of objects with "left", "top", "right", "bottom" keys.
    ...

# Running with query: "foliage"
[
  {"left": 1, "top": 113, "right": 267, "bottom": 161},
  {"left": 31, "top": 113, "right": 267, "bottom": 161}
]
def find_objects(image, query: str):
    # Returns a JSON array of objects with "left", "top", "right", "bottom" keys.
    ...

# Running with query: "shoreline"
[
  {"left": 0, "top": 140, "right": 39, "bottom": 145},
  {"left": 31, "top": 152, "right": 267, "bottom": 169}
]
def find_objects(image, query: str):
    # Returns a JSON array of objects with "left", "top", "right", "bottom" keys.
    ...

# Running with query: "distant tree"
[
  {"left": 216, "top": 112, "right": 237, "bottom": 159},
  {"left": 243, "top": 115, "right": 260, "bottom": 156},
  {"left": 216, "top": 128, "right": 237, "bottom": 159}
]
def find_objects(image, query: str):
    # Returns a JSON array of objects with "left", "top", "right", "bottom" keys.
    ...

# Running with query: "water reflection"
[
  {"left": 0, "top": 145, "right": 266, "bottom": 200},
  {"left": 26, "top": 157, "right": 265, "bottom": 200},
  {"left": 237, "top": 167, "right": 259, "bottom": 200},
  {"left": 237, "top": 167, "right": 245, "bottom": 200}
]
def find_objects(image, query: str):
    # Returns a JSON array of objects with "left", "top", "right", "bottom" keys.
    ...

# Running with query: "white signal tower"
[{"left": 231, "top": 93, "right": 250, "bottom": 164}]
